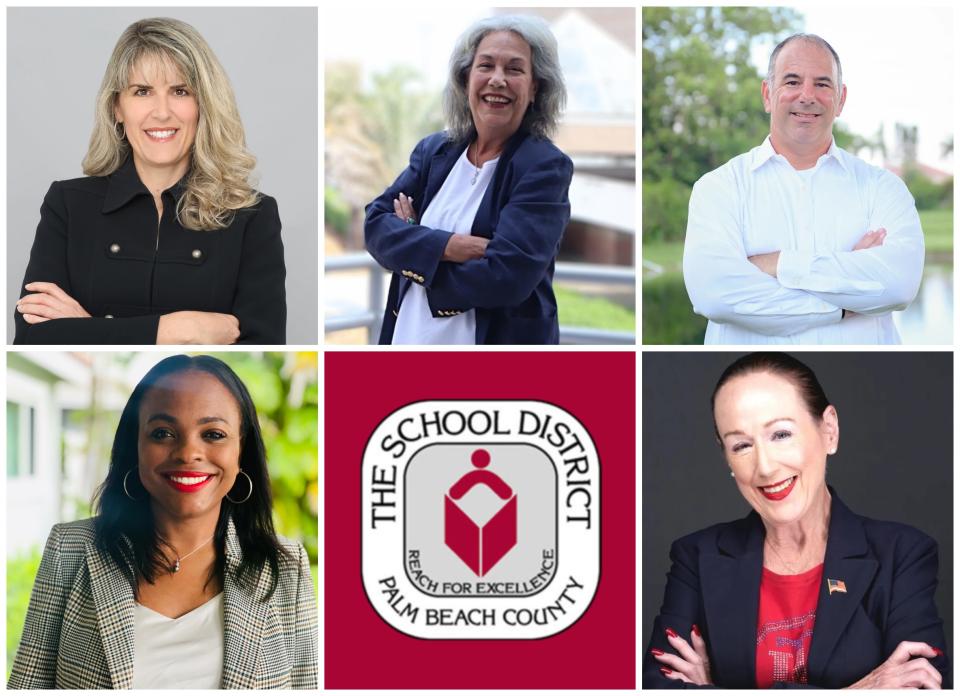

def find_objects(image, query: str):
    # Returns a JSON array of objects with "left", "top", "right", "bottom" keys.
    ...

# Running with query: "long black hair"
[{"left": 93, "top": 354, "right": 291, "bottom": 598}]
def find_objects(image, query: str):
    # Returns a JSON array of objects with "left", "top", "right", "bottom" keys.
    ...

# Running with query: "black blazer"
[
  {"left": 14, "top": 157, "right": 286, "bottom": 345},
  {"left": 365, "top": 128, "right": 573, "bottom": 345},
  {"left": 644, "top": 490, "right": 950, "bottom": 688}
]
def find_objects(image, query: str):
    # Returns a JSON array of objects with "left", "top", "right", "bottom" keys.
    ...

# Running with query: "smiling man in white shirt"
[{"left": 682, "top": 34, "right": 924, "bottom": 344}]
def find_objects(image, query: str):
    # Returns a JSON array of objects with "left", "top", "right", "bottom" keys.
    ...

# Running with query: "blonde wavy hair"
[{"left": 82, "top": 17, "right": 259, "bottom": 231}]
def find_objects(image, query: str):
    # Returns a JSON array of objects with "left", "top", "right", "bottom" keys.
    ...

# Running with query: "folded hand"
[
  {"left": 157, "top": 311, "right": 240, "bottom": 345},
  {"left": 17, "top": 282, "right": 91, "bottom": 323},
  {"left": 852, "top": 227, "right": 886, "bottom": 251},
  {"left": 652, "top": 625, "right": 714, "bottom": 686},
  {"left": 393, "top": 192, "right": 417, "bottom": 224},
  {"left": 847, "top": 641, "right": 942, "bottom": 689}
]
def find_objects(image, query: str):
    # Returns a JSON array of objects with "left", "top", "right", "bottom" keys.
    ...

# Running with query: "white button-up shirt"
[{"left": 682, "top": 137, "right": 924, "bottom": 344}]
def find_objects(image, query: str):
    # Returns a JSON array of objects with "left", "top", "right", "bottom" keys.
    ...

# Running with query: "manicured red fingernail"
[
  {"left": 660, "top": 667, "right": 672, "bottom": 676},
  {"left": 692, "top": 623, "right": 701, "bottom": 637},
  {"left": 665, "top": 627, "right": 678, "bottom": 639},
  {"left": 934, "top": 647, "right": 944, "bottom": 656},
  {"left": 651, "top": 648, "right": 665, "bottom": 656}
]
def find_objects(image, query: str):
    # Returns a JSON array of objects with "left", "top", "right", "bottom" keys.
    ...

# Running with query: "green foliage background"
[
  {"left": 211, "top": 352, "right": 318, "bottom": 562},
  {"left": 643, "top": 7, "right": 801, "bottom": 243},
  {"left": 642, "top": 7, "right": 953, "bottom": 344}
]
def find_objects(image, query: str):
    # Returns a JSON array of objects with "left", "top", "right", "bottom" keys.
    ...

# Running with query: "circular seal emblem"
[{"left": 361, "top": 400, "right": 600, "bottom": 639}]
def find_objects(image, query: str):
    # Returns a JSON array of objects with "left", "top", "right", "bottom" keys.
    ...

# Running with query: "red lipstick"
[
  {"left": 759, "top": 475, "right": 797, "bottom": 501},
  {"left": 162, "top": 470, "right": 215, "bottom": 493}
]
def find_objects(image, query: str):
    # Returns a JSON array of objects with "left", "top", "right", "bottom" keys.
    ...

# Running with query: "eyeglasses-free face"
[
  {"left": 137, "top": 370, "right": 242, "bottom": 525},
  {"left": 114, "top": 54, "right": 199, "bottom": 184}
]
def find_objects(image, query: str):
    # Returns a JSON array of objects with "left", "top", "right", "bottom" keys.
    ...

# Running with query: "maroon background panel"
[{"left": 324, "top": 351, "right": 635, "bottom": 689}]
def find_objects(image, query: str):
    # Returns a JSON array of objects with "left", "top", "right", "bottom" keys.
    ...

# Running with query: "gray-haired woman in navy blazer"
[
  {"left": 645, "top": 353, "right": 949, "bottom": 689},
  {"left": 365, "top": 14, "right": 573, "bottom": 345}
]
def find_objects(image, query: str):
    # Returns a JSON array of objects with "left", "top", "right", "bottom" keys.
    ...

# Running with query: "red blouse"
[{"left": 755, "top": 563, "right": 823, "bottom": 687}]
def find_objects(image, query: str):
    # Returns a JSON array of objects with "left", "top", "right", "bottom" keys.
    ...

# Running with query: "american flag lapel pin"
[{"left": 828, "top": 578, "right": 847, "bottom": 595}]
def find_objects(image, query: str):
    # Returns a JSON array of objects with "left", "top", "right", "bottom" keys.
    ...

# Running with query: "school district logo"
[{"left": 362, "top": 400, "right": 600, "bottom": 639}]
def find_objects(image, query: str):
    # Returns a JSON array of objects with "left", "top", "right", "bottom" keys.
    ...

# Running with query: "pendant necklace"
[
  {"left": 470, "top": 142, "right": 482, "bottom": 185},
  {"left": 164, "top": 534, "right": 214, "bottom": 574}
]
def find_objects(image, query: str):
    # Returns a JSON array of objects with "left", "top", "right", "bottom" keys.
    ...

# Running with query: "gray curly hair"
[{"left": 443, "top": 14, "right": 566, "bottom": 142}]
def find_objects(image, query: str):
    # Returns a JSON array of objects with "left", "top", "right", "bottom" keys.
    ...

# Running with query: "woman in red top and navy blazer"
[{"left": 644, "top": 353, "right": 949, "bottom": 689}]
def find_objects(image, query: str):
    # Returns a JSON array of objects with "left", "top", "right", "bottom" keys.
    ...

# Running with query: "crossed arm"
[
  {"left": 682, "top": 170, "right": 924, "bottom": 336},
  {"left": 17, "top": 284, "right": 239, "bottom": 345},
  {"left": 366, "top": 138, "right": 572, "bottom": 313},
  {"left": 392, "top": 193, "right": 488, "bottom": 263},
  {"left": 645, "top": 535, "right": 948, "bottom": 689},
  {"left": 14, "top": 183, "right": 285, "bottom": 345},
  {"left": 652, "top": 625, "right": 942, "bottom": 689}
]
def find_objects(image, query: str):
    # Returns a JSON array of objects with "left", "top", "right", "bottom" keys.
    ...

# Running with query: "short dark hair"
[
  {"left": 711, "top": 352, "right": 831, "bottom": 437},
  {"left": 93, "top": 354, "right": 291, "bottom": 598},
  {"left": 766, "top": 33, "right": 843, "bottom": 92}
]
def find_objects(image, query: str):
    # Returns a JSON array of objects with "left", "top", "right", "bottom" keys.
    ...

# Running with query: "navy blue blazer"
[
  {"left": 644, "top": 491, "right": 950, "bottom": 688},
  {"left": 364, "top": 128, "right": 573, "bottom": 344}
]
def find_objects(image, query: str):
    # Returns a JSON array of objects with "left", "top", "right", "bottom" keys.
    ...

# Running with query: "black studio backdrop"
[{"left": 641, "top": 351, "right": 953, "bottom": 671}]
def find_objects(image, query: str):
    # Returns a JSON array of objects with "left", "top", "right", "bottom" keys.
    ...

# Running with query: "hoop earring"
[
  {"left": 114, "top": 121, "right": 126, "bottom": 140},
  {"left": 226, "top": 470, "right": 253, "bottom": 504},
  {"left": 123, "top": 469, "right": 140, "bottom": 500}
]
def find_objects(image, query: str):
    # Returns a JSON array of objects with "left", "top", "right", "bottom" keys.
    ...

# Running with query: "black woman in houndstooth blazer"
[{"left": 8, "top": 355, "right": 317, "bottom": 689}]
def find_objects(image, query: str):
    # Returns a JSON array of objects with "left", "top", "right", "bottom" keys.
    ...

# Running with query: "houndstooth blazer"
[{"left": 7, "top": 518, "right": 318, "bottom": 689}]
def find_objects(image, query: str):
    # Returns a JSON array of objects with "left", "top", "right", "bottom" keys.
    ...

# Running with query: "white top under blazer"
[
  {"left": 133, "top": 592, "right": 224, "bottom": 689},
  {"left": 392, "top": 147, "right": 499, "bottom": 345}
]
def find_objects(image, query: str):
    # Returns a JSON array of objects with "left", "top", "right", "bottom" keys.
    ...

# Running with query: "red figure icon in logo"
[{"left": 444, "top": 449, "right": 517, "bottom": 576}]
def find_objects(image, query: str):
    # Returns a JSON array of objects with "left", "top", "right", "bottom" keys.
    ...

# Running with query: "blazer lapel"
[
  {"left": 220, "top": 519, "right": 273, "bottom": 689},
  {"left": 471, "top": 128, "right": 530, "bottom": 239},
  {"left": 85, "top": 540, "right": 136, "bottom": 690},
  {"left": 807, "top": 492, "right": 879, "bottom": 683},
  {"left": 700, "top": 515, "right": 764, "bottom": 688},
  {"left": 423, "top": 140, "right": 465, "bottom": 212}
]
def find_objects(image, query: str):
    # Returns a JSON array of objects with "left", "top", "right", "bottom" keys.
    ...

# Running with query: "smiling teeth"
[
  {"left": 762, "top": 477, "right": 795, "bottom": 493},
  {"left": 484, "top": 96, "right": 510, "bottom": 103},
  {"left": 169, "top": 475, "right": 210, "bottom": 485},
  {"left": 147, "top": 130, "right": 176, "bottom": 138}
]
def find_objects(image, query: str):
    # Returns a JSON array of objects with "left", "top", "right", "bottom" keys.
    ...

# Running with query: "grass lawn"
[
  {"left": 556, "top": 286, "right": 635, "bottom": 332},
  {"left": 920, "top": 209, "right": 953, "bottom": 255},
  {"left": 642, "top": 239, "right": 684, "bottom": 274}
]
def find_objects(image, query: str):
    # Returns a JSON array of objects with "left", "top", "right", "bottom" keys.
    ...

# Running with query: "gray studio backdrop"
[
  {"left": 642, "top": 352, "right": 953, "bottom": 668},
  {"left": 7, "top": 7, "right": 318, "bottom": 344}
]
